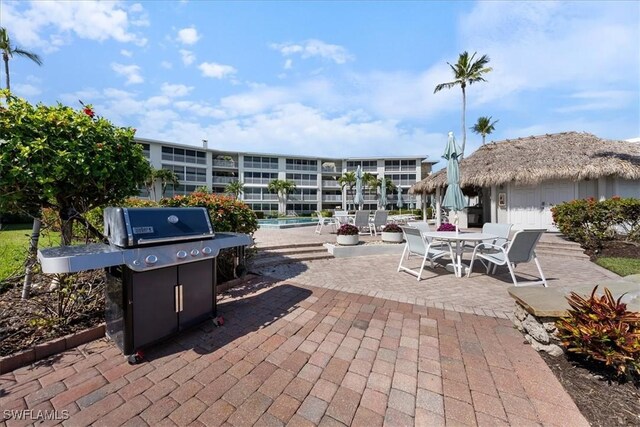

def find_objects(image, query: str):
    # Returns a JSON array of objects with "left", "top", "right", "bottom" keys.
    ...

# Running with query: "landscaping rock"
[
  {"left": 525, "top": 335, "right": 564, "bottom": 356},
  {"left": 522, "top": 314, "right": 550, "bottom": 344}
]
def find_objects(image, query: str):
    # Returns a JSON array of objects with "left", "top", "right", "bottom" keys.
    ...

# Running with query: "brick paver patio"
[
  {"left": 0, "top": 277, "right": 589, "bottom": 426},
  {"left": 0, "top": 227, "right": 609, "bottom": 426}
]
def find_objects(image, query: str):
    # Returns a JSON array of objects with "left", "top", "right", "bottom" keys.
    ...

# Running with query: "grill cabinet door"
[
  {"left": 131, "top": 266, "right": 179, "bottom": 348},
  {"left": 178, "top": 260, "right": 214, "bottom": 328}
]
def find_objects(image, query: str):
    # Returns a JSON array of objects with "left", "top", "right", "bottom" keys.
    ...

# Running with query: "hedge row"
[{"left": 551, "top": 197, "right": 640, "bottom": 249}]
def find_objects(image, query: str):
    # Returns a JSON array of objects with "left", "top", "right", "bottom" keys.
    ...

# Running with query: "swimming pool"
[{"left": 258, "top": 217, "right": 318, "bottom": 229}]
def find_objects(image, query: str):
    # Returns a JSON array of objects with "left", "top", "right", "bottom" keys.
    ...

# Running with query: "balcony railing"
[
  {"left": 243, "top": 178, "right": 271, "bottom": 185},
  {"left": 213, "top": 160, "right": 238, "bottom": 168},
  {"left": 285, "top": 165, "right": 317, "bottom": 172},
  {"left": 384, "top": 166, "right": 416, "bottom": 172},
  {"left": 346, "top": 166, "right": 377, "bottom": 172},
  {"left": 321, "top": 166, "right": 338, "bottom": 173},
  {"left": 212, "top": 176, "right": 237, "bottom": 184},
  {"left": 244, "top": 194, "right": 277, "bottom": 201},
  {"left": 243, "top": 162, "right": 278, "bottom": 170},
  {"left": 321, "top": 180, "right": 340, "bottom": 188},
  {"left": 322, "top": 195, "right": 343, "bottom": 202},
  {"left": 290, "top": 180, "right": 317, "bottom": 186}
]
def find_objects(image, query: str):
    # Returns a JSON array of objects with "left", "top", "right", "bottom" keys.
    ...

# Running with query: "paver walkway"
[
  {"left": 253, "top": 228, "right": 619, "bottom": 319},
  {"left": 0, "top": 278, "right": 588, "bottom": 426}
]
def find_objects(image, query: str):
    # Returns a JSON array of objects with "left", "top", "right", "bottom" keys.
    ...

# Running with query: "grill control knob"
[
  {"left": 176, "top": 250, "right": 188, "bottom": 259},
  {"left": 202, "top": 247, "right": 212, "bottom": 255},
  {"left": 190, "top": 249, "right": 200, "bottom": 257},
  {"left": 144, "top": 255, "right": 158, "bottom": 265},
  {"left": 133, "top": 260, "right": 141, "bottom": 266}
]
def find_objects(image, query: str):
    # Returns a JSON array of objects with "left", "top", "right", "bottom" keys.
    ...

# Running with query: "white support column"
[
  {"left": 490, "top": 185, "right": 497, "bottom": 223},
  {"left": 435, "top": 187, "right": 442, "bottom": 227},
  {"left": 422, "top": 195, "right": 427, "bottom": 221},
  {"left": 598, "top": 177, "right": 607, "bottom": 201}
]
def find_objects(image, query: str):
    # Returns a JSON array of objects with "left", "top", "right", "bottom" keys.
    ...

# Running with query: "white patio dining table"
[{"left": 422, "top": 231, "right": 498, "bottom": 278}]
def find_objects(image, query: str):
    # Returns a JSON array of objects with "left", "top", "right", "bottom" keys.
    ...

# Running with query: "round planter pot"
[
  {"left": 336, "top": 234, "right": 359, "bottom": 246},
  {"left": 381, "top": 232, "right": 404, "bottom": 243}
]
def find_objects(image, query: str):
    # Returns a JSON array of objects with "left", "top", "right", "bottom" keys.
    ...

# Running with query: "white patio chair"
[
  {"left": 353, "top": 210, "right": 372, "bottom": 235},
  {"left": 397, "top": 226, "right": 454, "bottom": 281},
  {"left": 314, "top": 211, "right": 336, "bottom": 234},
  {"left": 466, "top": 229, "right": 548, "bottom": 287},
  {"left": 369, "top": 210, "right": 389, "bottom": 235},
  {"left": 333, "top": 210, "right": 350, "bottom": 226}
]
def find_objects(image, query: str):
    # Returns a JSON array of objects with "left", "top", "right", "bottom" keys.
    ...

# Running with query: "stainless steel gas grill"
[{"left": 38, "top": 207, "right": 252, "bottom": 362}]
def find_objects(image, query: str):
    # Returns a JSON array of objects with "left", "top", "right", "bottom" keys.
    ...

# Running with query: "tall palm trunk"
[
  {"left": 461, "top": 84, "right": 466, "bottom": 159},
  {"left": 21, "top": 218, "right": 41, "bottom": 299},
  {"left": 3, "top": 52, "right": 9, "bottom": 90}
]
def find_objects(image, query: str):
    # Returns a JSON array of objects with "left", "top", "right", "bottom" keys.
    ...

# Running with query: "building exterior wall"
[{"left": 137, "top": 138, "right": 433, "bottom": 215}]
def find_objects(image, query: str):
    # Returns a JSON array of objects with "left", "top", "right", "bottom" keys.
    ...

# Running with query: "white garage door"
[
  {"left": 508, "top": 185, "right": 541, "bottom": 229},
  {"left": 509, "top": 181, "right": 576, "bottom": 231}
]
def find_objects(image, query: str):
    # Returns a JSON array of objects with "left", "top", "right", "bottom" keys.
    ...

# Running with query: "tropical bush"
[
  {"left": 556, "top": 286, "right": 640, "bottom": 379},
  {"left": 437, "top": 222, "right": 456, "bottom": 232},
  {"left": 0, "top": 91, "right": 150, "bottom": 245},
  {"left": 160, "top": 192, "right": 258, "bottom": 235},
  {"left": 382, "top": 224, "right": 403, "bottom": 233},
  {"left": 552, "top": 197, "right": 640, "bottom": 249},
  {"left": 337, "top": 224, "right": 359, "bottom": 236}
]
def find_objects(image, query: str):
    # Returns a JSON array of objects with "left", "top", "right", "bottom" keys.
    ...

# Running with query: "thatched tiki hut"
[{"left": 410, "top": 132, "right": 640, "bottom": 231}]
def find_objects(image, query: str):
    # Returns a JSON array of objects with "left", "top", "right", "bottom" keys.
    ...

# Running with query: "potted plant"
[
  {"left": 437, "top": 222, "right": 456, "bottom": 232},
  {"left": 336, "top": 223, "right": 360, "bottom": 245},
  {"left": 381, "top": 223, "right": 404, "bottom": 243}
]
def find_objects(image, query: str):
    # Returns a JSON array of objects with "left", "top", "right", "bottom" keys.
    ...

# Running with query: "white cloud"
[
  {"left": 3, "top": 1, "right": 148, "bottom": 52},
  {"left": 199, "top": 62, "right": 237, "bottom": 79},
  {"left": 457, "top": 2, "right": 639, "bottom": 105},
  {"left": 270, "top": 39, "right": 354, "bottom": 64},
  {"left": 111, "top": 63, "right": 144, "bottom": 85},
  {"left": 177, "top": 27, "right": 200, "bottom": 45},
  {"left": 161, "top": 61, "right": 173, "bottom": 69},
  {"left": 12, "top": 83, "right": 42, "bottom": 97},
  {"left": 160, "top": 83, "right": 193, "bottom": 98},
  {"left": 284, "top": 59, "right": 293, "bottom": 70},
  {"left": 120, "top": 49, "right": 133, "bottom": 57},
  {"left": 180, "top": 49, "right": 195, "bottom": 66},
  {"left": 553, "top": 90, "right": 637, "bottom": 113}
]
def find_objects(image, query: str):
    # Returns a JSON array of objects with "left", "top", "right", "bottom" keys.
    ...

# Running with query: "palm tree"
[
  {"left": 267, "top": 179, "right": 296, "bottom": 215},
  {"left": 434, "top": 51, "right": 492, "bottom": 159},
  {"left": 146, "top": 168, "right": 179, "bottom": 200},
  {"left": 1, "top": 27, "right": 43, "bottom": 91},
  {"left": 471, "top": 116, "right": 499, "bottom": 145},
  {"left": 337, "top": 172, "right": 356, "bottom": 210},
  {"left": 362, "top": 172, "right": 378, "bottom": 206},
  {"left": 225, "top": 181, "right": 244, "bottom": 199}
]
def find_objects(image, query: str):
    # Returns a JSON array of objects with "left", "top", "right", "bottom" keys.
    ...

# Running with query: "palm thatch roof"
[{"left": 410, "top": 132, "right": 640, "bottom": 194}]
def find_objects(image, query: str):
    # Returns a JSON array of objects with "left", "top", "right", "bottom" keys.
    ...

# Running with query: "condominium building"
[{"left": 137, "top": 138, "right": 435, "bottom": 214}]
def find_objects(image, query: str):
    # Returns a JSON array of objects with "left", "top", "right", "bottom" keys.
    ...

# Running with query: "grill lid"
[{"left": 104, "top": 207, "right": 214, "bottom": 248}]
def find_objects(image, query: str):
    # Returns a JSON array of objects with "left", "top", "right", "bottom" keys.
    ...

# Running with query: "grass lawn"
[
  {"left": 0, "top": 224, "right": 60, "bottom": 281},
  {"left": 595, "top": 257, "right": 640, "bottom": 277}
]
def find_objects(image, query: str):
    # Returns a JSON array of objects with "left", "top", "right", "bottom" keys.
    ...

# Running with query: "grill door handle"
[
  {"left": 179, "top": 285, "right": 184, "bottom": 312},
  {"left": 175, "top": 285, "right": 180, "bottom": 313}
]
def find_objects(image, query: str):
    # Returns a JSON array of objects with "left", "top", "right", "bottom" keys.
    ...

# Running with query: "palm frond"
[
  {"left": 13, "top": 48, "right": 43, "bottom": 66},
  {"left": 434, "top": 81, "right": 458, "bottom": 93}
]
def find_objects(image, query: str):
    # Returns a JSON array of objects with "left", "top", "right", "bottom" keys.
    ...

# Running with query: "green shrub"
[
  {"left": 160, "top": 192, "right": 258, "bottom": 235},
  {"left": 254, "top": 211, "right": 265, "bottom": 220},
  {"left": 556, "top": 286, "right": 640, "bottom": 379},
  {"left": 319, "top": 210, "right": 333, "bottom": 218},
  {"left": 552, "top": 197, "right": 640, "bottom": 249}
]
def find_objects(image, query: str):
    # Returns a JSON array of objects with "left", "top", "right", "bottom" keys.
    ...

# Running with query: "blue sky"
[{"left": 3, "top": 0, "right": 639, "bottom": 167}]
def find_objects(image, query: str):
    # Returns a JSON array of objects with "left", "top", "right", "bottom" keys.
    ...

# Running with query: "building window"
[
  {"left": 285, "top": 173, "right": 316, "bottom": 186},
  {"left": 161, "top": 146, "right": 206, "bottom": 164},
  {"left": 285, "top": 158, "right": 317, "bottom": 171},
  {"left": 138, "top": 143, "right": 150, "bottom": 159},
  {"left": 243, "top": 171, "right": 278, "bottom": 184},
  {"left": 243, "top": 156, "right": 278, "bottom": 169},
  {"left": 162, "top": 164, "right": 207, "bottom": 183}
]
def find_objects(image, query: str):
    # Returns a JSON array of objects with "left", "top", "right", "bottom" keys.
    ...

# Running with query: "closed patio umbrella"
[
  {"left": 380, "top": 177, "right": 387, "bottom": 209},
  {"left": 442, "top": 131, "right": 466, "bottom": 232},
  {"left": 353, "top": 165, "right": 364, "bottom": 210},
  {"left": 397, "top": 186, "right": 404, "bottom": 214}
]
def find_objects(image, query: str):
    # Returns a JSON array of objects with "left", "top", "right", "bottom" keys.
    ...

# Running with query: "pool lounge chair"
[
  {"left": 397, "top": 226, "right": 454, "bottom": 281},
  {"left": 466, "top": 228, "right": 548, "bottom": 287},
  {"left": 369, "top": 210, "right": 389, "bottom": 235}
]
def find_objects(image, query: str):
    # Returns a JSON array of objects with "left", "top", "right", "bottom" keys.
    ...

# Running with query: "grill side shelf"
[{"left": 38, "top": 244, "right": 126, "bottom": 274}]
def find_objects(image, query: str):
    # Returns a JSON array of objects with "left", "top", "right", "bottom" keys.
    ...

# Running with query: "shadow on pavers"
[{"left": 141, "top": 277, "right": 312, "bottom": 362}]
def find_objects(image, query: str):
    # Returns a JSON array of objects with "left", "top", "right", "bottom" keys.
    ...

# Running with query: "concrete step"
[
  {"left": 535, "top": 243, "right": 589, "bottom": 260},
  {"left": 250, "top": 251, "right": 332, "bottom": 269}
]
